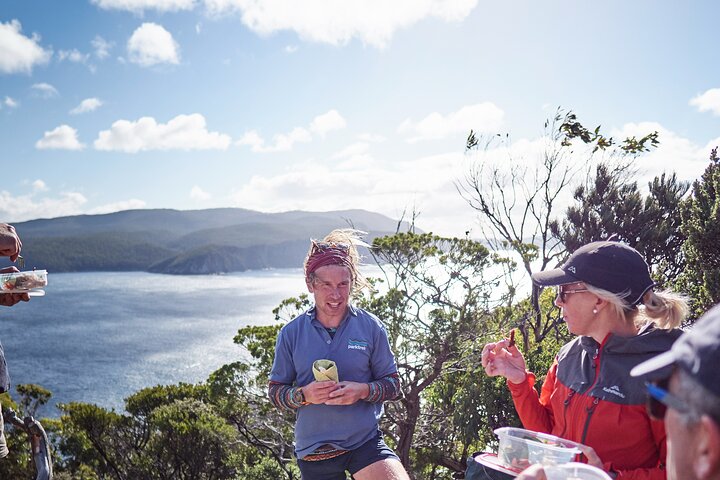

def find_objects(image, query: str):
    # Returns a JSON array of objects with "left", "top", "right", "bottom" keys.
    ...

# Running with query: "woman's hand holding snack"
[{"left": 481, "top": 331, "right": 527, "bottom": 384}]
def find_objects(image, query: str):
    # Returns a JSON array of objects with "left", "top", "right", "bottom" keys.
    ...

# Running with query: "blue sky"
[{"left": 1, "top": 0, "right": 719, "bottom": 237}]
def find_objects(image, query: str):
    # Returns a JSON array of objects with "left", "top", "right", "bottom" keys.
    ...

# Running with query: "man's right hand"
[
  {"left": 0, "top": 224, "right": 22, "bottom": 262},
  {"left": 301, "top": 381, "right": 339, "bottom": 404}
]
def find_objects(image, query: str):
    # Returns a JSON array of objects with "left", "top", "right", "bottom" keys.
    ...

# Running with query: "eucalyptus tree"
[{"left": 459, "top": 109, "right": 662, "bottom": 347}]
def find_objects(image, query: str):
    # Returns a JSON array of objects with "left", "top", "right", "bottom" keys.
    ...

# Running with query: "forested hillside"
[{"left": 4, "top": 208, "right": 408, "bottom": 274}]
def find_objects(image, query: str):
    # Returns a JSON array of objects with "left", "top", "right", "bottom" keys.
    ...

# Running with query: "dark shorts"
[{"left": 297, "top": 432, "right": 400, "bottom": 480}]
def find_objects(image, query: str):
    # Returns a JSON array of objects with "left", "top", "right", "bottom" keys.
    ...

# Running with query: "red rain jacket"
[{"left": 508, "top": 324, "right": 681, "bottom": 480}]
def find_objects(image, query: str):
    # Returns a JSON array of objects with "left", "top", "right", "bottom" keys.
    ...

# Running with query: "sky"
[{"left": 1, "top": 0, "right": 719, "bottom": 238}]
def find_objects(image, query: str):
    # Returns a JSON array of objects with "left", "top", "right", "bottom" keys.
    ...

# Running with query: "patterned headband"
[{"left": 305, "top": 241, "right": 353, "bottom": 277}]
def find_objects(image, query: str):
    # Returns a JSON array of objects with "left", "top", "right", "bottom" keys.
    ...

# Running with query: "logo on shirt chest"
[
  {"left": 348, "top": 339, "right": 368, "bottom": 351},
  {"left": 602, "top": 385, "right": 626, "bottom": 399}
]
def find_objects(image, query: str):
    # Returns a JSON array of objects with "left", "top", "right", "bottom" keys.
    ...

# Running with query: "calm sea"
[
  {"left": 1, "top": 262, "right": 524, "bottom": 418},
  {"left": 0, "top": 269, "right": 311, "bottom": 417}
]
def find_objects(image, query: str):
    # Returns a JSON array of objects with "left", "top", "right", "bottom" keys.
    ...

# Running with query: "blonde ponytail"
[
  {"left": 640, "top": 290, "right": 689, "bottom": 329},
  {"left": 585, "top": 285, "right": 688, "bottom": 330}
]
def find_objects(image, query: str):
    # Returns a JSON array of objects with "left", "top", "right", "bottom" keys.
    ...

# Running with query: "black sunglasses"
[
  {"left": 645, "top": 377, "right": 691, "bottom": 420},
  {"left": 554, "top": 285, "right": 589, "bottom": 303}
]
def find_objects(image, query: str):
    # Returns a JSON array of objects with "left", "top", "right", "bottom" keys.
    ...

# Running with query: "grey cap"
[{"left": 631, "top": 304, "right": 720, "bottom": 397}]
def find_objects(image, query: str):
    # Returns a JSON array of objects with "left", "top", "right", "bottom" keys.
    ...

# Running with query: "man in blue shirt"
[{"left": 269, "top": 229, "right": 409, "bottom": 480}]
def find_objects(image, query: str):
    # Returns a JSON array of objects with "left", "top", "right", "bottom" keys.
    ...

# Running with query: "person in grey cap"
[
  {"left": 630, "top": 303, "right": 720, "bottom": 480},
  {"left": 481, "top": 241, "right": 688, "bottom": 479}
]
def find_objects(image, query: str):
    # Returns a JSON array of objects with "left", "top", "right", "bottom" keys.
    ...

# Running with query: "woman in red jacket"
[{"left": 482, "top": 241, "right": 687, "bottom": 480}]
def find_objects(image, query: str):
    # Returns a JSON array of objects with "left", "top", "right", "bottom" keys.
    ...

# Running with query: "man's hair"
[
  {"left": 304, "top": 228, "right": 370, "bottom": 295},
  {"left": 675, "top": 367, "right": 720, "bottom": 426}
]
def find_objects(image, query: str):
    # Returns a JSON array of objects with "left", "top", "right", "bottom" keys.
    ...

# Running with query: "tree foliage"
[
  {"left": 678, "top": 147, "right": 720, "bottom": 318},
  {"left": 552, "top": 165, "right": 689, "bottom": 286}
]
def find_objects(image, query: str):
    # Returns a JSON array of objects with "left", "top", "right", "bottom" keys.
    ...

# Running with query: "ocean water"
[
  {"left": 0, "top": 270, "right": 309, "bottom": 416},
  {"left": 0, "top": 261, "right": 524, "bottom": 418}
]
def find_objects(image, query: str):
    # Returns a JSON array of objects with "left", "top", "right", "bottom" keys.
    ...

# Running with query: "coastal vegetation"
[{"left": 1, "top": 112, "right": 718, "bottom": 479}]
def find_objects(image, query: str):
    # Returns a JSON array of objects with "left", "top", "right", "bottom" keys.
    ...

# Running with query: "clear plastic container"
[
  {"left": 495, "top": 427, "right": 582, "bottom": 470},
  {"left": 0, "top": 269, "right": 48, "bottom": 295},
  {"left": 544, "top": 462, "right": 612, "bottom": 480}
]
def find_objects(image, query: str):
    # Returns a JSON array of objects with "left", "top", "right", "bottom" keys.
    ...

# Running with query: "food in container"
[
  {"left": 0, "top": 269, "right": 48, "bottom": 295},
  {"left": 494, "top": 427, "right": 582, "bottom": 470}
]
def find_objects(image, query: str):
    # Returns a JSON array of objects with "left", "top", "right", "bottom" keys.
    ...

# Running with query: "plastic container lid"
[
  {"left": 494, "top": 427, "right": 583, "bottom": 470},
  {"left": 544, "top": 462, "right": 613, "bottom": 480},
  {"left": 0, "top": 269, "right": 48, "bottom": 293}
]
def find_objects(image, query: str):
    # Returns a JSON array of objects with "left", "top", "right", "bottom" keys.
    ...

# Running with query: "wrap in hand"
[{"left": 313, "top": 359, "right": 339, "bottom": 382}]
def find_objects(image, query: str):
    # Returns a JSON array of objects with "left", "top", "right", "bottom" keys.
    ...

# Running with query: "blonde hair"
[
  {"left": 303, "top": 228, "right": 371, "bottom": 294},
  {"left": 585, "top": 285, "right": 688, "bottom": 330}
]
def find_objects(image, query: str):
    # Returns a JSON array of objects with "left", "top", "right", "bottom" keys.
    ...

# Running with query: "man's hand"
[
  {"left": 0, "top": 293, "right": 29, "bottom": 307},
  {"left": 324, "top": 381, "right": 370, "bottom": 405},
  {"left": 0, "top": 224, "right": 22, "bottom": 261},
  {"left": 301, "top": 381, "right": 339, "bottom": 404}
]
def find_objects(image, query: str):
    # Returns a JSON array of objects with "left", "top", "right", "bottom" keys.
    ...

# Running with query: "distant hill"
[{"left": 3, "top": 208, "right": 408, "bottom": 274}]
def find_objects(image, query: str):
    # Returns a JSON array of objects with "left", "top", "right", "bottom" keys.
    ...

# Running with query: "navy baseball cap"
[
  {"left": 631, "top": 304, "right": 720, "bottom": 397},
  {"left": 531, "top": 241, "right": 656, "bottom": 306}
]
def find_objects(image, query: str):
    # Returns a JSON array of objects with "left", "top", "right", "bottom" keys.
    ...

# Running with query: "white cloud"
[
  {"left": 237, "top": 127, "right": 311, "bottom": 152},
  {"left": 310, "top": 109, "right": 346, "bottom": 136},
  {"left": 0, "top": 190, "right": 88, "bottom": 222},
  {"left": 398, "top": 102, "right": 504, "bottom": 143},
  {"left": 237, "top": 109, "right": 345, "bottom": 153},
  {"left": 284, "top": 45, "right": 298, "bottom": 53},
  {"left": 690, "top": 88, "right": 720, "bottom": 116},
  {"left": 31, "top": 82, "right": 59, "bottom": 98},
  {"left": 226, "top": 122, "right": 719, "bottom": 239},
  {"left": 228, "top": 148, "right": 477, "bottom": 237},
  {"left": 88, "top": 199, "right": 147, "bottom": 214},
  {"left": 127, "top": 23, "right": 180, "bottom": 67},
  {"left": 92, "top": 35, "right": 113, "bottom": 59},
  {"left": 612, "top": 122, "right": 710, "bottom": 184},
  {"left": 58, "top": 49, "right": 90, "bottom": 64},
  {"left": 357, "top": 133, "right": 386, "bottom": 143},
  {"left": 92, "top": 0, "right": 196, "bottom": 13},
  {"left": 203, "top": 0, "right": 478, "bottom": 48},
  {"left": 190, "top": 185, "right": 211, "bottom": 200},
  {"left": 35, "top": 125, "right": 85, "bottom": 150},
  {"left": 332, "top": 142, "right": 369, "bottom": 160},
  {"left": 0, "top": 20, "right": 51, "bottom": 74},
  {"left": 236, "top": 130, "right": 264, "bottom": 151},
  {"left": 32, "top": 179, "right": 48, "bottom": 191},
  {"left": 94, "top": 113, "right": 231, "bottom": 152},
  {"left": 70, "top": 98, "right": 103, "bottom": 115},
  {"left": 4, "top": 96, "right": 18, "bottom": 108}
]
